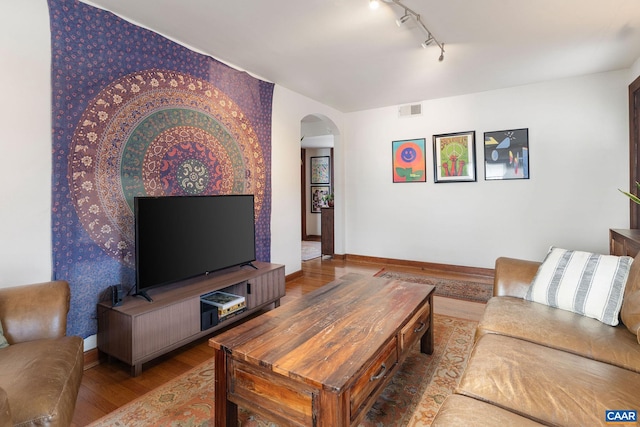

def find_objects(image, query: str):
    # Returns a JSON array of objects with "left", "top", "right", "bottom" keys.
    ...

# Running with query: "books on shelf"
[{"left": 201, "top": 291, "right": 246, "bottom": 317}]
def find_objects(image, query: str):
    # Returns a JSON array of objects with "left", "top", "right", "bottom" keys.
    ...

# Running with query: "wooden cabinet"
[
  {"left": 610, "top": 229, "right": 640, "bottom": 257},
  {"left": 97, "top": 262, "right": 285, "bottom": 376},
  {"left": 321, "top": 207, "right": 334, "bottom": 256}
]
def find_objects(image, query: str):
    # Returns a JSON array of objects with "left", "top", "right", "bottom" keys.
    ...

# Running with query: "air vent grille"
[{"left": 398, "top": 103, "right": 422, "bottom": 118}]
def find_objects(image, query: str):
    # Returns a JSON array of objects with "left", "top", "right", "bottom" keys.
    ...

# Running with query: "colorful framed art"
[
  {"left": 310, "top": 156, "right": 330, "bottom": 184},
  {"left": 392, "top": 138, "right": 427, "bottom": 183},
  {"left": 311, "top": 185, "right": 330, "bottom": 213},
  {"left": 433, "top": 131, "right": 476, "bottom": 183},
  {"left": 484, "top": 128, "right": 529, "bottom": 180}
]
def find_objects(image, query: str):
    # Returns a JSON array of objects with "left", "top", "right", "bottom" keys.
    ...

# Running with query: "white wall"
[
  {"left": 270, "top": 87, "right": 344, "bottom": 275},
  {"left": 0, "top": 1, "right": 52, "bottom": 286},
  {"left": 344, "top": 70, "right": 632, "bottom": 268},
  {"left": 632, "top": 57, "right": 640, "bottom": 82}
]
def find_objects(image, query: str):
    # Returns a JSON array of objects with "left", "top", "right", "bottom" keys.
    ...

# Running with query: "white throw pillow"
[{"left": 525, "top": 247, "right": 633, "bottom": 326}]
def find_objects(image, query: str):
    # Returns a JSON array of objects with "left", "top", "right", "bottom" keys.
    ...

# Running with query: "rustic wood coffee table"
[{"left": 209, "top": 273, "right": 435, "bottom": 427}]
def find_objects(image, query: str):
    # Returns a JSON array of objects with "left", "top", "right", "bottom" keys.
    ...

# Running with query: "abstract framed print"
[
  {"left": 310, "top": 185, "right": 330, "bottom": 213},
  {"left": 484, "top": 128, "right": 529, "bottom": 180},
  {"left": 310, "top": 156, "right": 330, "bottom": 184},
  {"left": 392, "top": 138, "right": 427, "bottom": 183},
  {"left": 433, "top": 131, "right": 476, "bottom": 183}
]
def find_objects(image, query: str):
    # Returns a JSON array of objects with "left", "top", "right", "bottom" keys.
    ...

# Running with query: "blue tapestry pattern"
[{"left": 48, "top": 0, "right": 274, "bottom": 338}]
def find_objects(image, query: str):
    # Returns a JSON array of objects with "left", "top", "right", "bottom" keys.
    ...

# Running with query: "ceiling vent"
[{"left": 398, "top": 103, "right": 422, "bottom": 118}]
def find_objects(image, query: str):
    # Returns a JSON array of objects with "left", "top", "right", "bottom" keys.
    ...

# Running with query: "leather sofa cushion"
[
  {"left": 457, "top": 334, "right": 640, "bottom": 427},
  {"left": 478, "top": 296, "right": 640, "bottom": 373},
  {"left": 0, "top": 336, "right": 83, "bottom": 427},
  {"left": 431, "top": 395, "right": 545, "bottom": 426},
  {"left": 0, "top": 388, "right": 11, "bottom": 427}
]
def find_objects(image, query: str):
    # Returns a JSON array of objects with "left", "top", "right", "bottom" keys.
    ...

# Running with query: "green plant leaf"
[{"left": 619, "top": 188, "right": 640, "bottom": 205}]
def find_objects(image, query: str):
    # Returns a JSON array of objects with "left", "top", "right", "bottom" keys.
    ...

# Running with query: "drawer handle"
[
  {"left": 370, "top": 363, "right": 387, "bottom": 382},
  {"left": 414, "top": 321, "right": 426, "bottom": 333}
]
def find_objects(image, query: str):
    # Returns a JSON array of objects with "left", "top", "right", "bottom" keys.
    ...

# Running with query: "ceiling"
[{"left": 85, "top": 0, "right": 640, "bottom": 113}]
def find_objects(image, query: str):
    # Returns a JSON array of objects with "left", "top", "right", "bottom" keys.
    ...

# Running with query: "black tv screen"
[{"left": 134, "top": 195, "right": 256, "bottom": 295}]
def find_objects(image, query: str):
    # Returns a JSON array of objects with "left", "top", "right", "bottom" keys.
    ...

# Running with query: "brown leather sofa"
[
  {"left": 432, "top": 253, "right": 640, "bottom": 426},
  {"left": 0, "top": 281, "right": 84, "bottom": 426}
]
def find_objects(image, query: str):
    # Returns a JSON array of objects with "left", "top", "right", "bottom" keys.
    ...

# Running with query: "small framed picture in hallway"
[
  {"left": 311, "top": 185, "right": 330, "bottom": 213},
  {"left": 311, "top": 156, "right": 330, "bottom": 184}
]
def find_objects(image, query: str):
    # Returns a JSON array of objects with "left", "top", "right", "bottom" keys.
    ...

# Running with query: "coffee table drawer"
[
  {"left": 400, "top": 302, "right": 430, "bottom": 351},
  {"left": 228, "top": 358, "right": 318, "bottom": 426},
  {"left": 349, "top": 336, "right": 398, "bottom": 420}
]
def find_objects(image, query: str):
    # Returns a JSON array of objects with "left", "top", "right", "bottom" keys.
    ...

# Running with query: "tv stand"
[
  {"left": 133, "top": 289, "right": 153, "bottom": 302},
  {"left": 97, "top": 261, "right": 285, "bottom": 376},
  {"left": 242, "top": 261, "right": 259, "bottom": 270}
]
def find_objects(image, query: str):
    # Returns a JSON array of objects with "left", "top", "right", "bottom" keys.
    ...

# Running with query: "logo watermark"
[{"left": 606, "top": 410, "right": 637, "bottom": 424}]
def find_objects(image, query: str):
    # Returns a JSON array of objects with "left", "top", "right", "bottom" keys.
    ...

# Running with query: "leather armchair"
[{"left": 0, "top": 281, "right": 84, "bottom": 426}]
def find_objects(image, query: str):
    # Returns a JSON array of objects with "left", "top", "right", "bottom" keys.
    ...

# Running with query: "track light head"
[
  {"left": 396, "top": 11, "right": 411, "bottom": 26},
  {"left": 438, "top": 45, "right": 445, "bottom": 62},
  {"left": 421, "top": 35, "right": 434, "bottom": 48}
]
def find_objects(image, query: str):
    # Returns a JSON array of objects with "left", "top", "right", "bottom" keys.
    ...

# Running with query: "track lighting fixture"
[
  {"left": 396, "top": 10, "right": 411, "bottom": 26},
  {"left": 371, "top": 0, "right": 445, "bottom": 62}
]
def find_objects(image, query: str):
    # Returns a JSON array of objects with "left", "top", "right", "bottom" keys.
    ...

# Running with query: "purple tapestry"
[{"left": 48, "top": 0, "right": 274, "bottom": 338}]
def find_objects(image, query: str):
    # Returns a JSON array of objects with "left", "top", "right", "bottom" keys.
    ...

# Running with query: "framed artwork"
[
  {"left": 484, "top": 128, "right": 529, "bottom": 180},
  {"left": 433, "top": 131, "right": 476, "bottom": 183},
  {"left": 310, "top": 156, "right": 330, "bottom": 184},
  {"left": 392, "top": 138, "right": 427, "bottom": 183},
  {"left": 311, "top": 185, "right": 330, "bottom": 213}
]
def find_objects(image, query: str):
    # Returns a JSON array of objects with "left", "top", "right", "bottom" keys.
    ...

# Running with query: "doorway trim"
[{"left": 629, "top": 75, "right": 640, "bottom": 228}]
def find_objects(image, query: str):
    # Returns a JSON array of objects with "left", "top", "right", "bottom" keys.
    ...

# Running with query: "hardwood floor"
[{"left": 71, "top": 256, "right": 490, "bottom": 426}]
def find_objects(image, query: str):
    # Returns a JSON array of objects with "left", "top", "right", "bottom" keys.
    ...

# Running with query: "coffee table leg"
[
  {"left": 214, "top": 347, "right": 238, "bottom": 427},
  {"left": 420, "top": 293, "right": 435, "bottom": 354}
]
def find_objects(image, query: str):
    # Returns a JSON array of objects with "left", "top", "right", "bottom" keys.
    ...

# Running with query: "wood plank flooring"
[{"left": 71, "top": 256, "right": 490, "bottom": 426}]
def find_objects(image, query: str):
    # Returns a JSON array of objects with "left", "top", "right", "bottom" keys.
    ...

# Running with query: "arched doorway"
[{"left": 300, "top": 114, "right": 340, "bottom": 261}]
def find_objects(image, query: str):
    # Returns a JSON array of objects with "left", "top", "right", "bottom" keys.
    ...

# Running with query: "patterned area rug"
[
  {"left": 301, "top": 240, "right": 321, "bottom": 261},
  {"left": 87, "top": 314, "right": 477, "bottom": 427},
  {"left": 375, "top": 269, "right": 493, "bottom": 303}
]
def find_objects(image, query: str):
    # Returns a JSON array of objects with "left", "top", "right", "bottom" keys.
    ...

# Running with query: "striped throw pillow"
[{"left": 525, "top": 247, "right": 633, "bottom": 326}]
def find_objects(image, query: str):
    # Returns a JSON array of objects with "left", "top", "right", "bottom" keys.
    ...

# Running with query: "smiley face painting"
[{"left": 392, "top": 138, "right": 427, "bottom": 183}]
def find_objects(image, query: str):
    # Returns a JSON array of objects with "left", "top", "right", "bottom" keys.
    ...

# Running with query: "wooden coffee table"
[{"left": 209, "top": 273, "right": 435, "bottom": 427}]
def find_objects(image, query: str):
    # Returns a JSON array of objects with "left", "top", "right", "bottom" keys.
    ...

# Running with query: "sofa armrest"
[
  {"left": 494, "top": 257, "right": 541, "bottom": 298},
  {"left": 0, "top": 281, "right": 70, "bottom": 343}
]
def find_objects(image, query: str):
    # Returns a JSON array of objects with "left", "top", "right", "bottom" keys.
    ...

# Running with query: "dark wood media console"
[{"left": 97, "top": 261, "right": 285, "bottom": 376}]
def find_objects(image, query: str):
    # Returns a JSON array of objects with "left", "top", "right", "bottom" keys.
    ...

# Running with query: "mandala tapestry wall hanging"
[{"left": 48, "top": 0, "right": 274, "bottom": 338}]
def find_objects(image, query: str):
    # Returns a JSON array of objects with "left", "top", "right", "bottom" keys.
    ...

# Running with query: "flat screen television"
[{"left": 134, "top": 194, "right": 256, "bottom": 301}]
